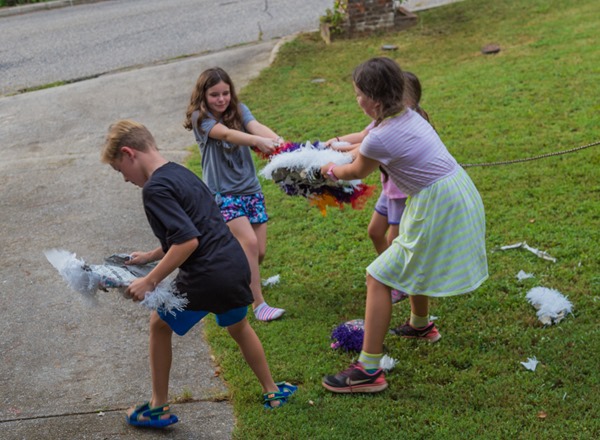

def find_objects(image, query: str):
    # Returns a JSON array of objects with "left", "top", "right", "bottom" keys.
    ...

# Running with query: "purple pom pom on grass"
[{"left": 330, "top": 319, "right": 365, "bottom": 352}]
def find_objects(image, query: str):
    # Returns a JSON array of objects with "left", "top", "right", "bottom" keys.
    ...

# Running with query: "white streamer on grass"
[
  {"left": 520, "top": 356, "right": 539, "bottom": 371},
  {"left": 516, "top": 270, "right": 535, "bottom": 281},
  {"left": 262, "top": 274, "right": 280, "bottom": 287}
]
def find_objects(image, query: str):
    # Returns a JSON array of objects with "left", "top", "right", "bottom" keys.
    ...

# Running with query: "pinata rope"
[{"left": 461, "top": 139, "right": 599, "bottom": 168}]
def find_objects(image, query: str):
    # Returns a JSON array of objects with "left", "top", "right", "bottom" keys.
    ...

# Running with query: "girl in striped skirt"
[{"left": 320, "top": 57, "right": 488, "bottom": 394}]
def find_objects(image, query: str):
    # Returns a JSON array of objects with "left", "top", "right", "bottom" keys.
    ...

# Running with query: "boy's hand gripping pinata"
[
  {"left": 258, "top": 141, "right": 375, "bottom": 215},
  {"left": 44, "top": 248, "right": 188, "bottom": 314}
]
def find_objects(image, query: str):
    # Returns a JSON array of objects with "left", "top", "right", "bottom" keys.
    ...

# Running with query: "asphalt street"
[{"left": 0, "top": 0, "right": 332, "bottom": 96}]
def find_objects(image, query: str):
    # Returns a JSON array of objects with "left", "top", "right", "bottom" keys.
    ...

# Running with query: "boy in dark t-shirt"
[{"left": 101, "top": 119, "right": 296, "bottom": 428}]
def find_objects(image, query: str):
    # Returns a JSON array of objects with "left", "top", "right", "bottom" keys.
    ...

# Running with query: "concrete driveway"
[{"left": 0, "top": 39, "right": 281, "bottom": 440}]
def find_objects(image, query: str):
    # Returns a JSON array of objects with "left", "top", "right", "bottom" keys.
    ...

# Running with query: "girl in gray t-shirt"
[{"left": 184, "top": 67, "right": 285, "bottom": 321}]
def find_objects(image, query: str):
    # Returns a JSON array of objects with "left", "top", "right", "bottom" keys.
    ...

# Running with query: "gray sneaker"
[{"left": 322, "top": 362, "right": 388, "bottom": 393}]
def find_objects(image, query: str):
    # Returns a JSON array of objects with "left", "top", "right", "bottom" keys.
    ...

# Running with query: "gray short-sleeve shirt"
[{"left": 191, "top": 104, "right": 261, "bottom": 196}]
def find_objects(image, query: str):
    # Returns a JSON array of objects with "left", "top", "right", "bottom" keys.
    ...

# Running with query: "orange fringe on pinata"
[
  {"left": 309, "top": 193, "right": 342, "bottom": 216},
  {"left": 309, "top": 184, "right": 376, "bottom": 216},
  {"left": 350, "top": 184, "right": 377, "bottom": 210}
]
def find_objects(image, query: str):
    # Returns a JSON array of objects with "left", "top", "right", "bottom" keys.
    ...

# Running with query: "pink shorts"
[{"left": 374, "top": 192, "right": 407, "bottom": 225}]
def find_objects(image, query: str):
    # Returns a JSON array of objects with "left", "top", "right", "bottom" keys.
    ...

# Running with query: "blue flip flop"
[
  {"left": 263, "top": 382, "right": 298, "bottom": 409},
  {"left": 125, "top": 402, "right": 179, "bottom": 428}
]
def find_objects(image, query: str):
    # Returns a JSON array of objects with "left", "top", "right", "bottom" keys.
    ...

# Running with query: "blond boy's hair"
[{"left": 101, "top": 119, "right": 157, "bottom": 163}]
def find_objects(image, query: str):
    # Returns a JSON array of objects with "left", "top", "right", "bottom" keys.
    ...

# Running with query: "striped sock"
[
  {"left": 410, "top": 312, "right": 429, "bottom": 329},
  {"left": 254, "top": 302, "right": 285, "bottom": 321},
  {"left": 358, "top": 351, "right": 383, "bottom": 373}
]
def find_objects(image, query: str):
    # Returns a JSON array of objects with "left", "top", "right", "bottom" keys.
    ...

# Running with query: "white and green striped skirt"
[{"left": 367, "top": 167, "right": 488, "bottom": 297}]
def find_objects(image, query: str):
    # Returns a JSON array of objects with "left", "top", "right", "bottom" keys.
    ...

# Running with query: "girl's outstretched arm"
[
  {"left": 324, "top": 128, "right": 370, "bottom": 148},
  {"left": 208, "top": 122, "right": 278, "bottom": 155},
  {"left": 330, "top": 143, "right": 360, "bottom": 153},
  {"left": 320, "top": 152, "right": 380, "bottom": 181},
  {"left": 246, "top": 119, "right": 281, "bottom": 140}
]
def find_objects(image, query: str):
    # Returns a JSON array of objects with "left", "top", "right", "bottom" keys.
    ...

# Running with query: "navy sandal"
[
  {"left": 263, "top": 382, "right": 298, "bottom": 409},
  {"left": 125, "top": 402, "right": 179, "bottom": 428}
]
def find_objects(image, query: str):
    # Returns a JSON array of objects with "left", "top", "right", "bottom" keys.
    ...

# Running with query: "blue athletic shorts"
[
  {"left": 220, "top": 192, "right": 268, "bottom": 224},
  {"left": 374, "top": 192, "right": 407, "bottom": 225},
  {"left": 158, "top": 306, "right": 248, "bottom": 336}
]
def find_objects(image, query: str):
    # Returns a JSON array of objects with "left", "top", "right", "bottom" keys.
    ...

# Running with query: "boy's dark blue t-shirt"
[{"left": 142, "top": 162, "right": 253, "bottom": 313}]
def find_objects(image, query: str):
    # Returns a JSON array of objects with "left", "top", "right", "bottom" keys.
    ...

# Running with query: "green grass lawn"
[{"left": 187, "top": 0, "right": 600, "bottom": 438}]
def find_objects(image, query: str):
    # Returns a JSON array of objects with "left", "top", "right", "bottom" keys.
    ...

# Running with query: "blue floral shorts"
[{"left": 220, "top": 192, "right": 269, "bottom": 224}]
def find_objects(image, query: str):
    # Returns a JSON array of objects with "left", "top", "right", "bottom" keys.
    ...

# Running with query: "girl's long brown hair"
[
  {"left": 403, "top": 71, "right": 432, "bottom": 124},
  {"left": 352, "top": 57, "right": 405, "bottom": 127},
  {"left": 354, "top": 61, "right": 435, "bottom": 182},
  {"left": 183, "top": 67, "right": 243, "bottom": 133}
]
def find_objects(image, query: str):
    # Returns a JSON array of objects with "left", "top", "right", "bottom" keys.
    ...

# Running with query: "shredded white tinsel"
[
  {"left": 379, "top": 355, "right": 398, "bottom": 372},
  {"left": 262, "top": 274, "right": 280, "bottom": 287},
  {"left": 520, "top": 356, "right": 539, "bottom": 371},
  {"left": 526, "top": 286, "right": 573, "bottom": 325},
  {"left": 44, "top": 249, "right": 188, "bottom": 314},
  {"left": 44, "top": 249, "right": 101, "bottom": 303},
  {"left": 140, "top": 282, "right": 188, "bottom": 316},
  {"left": 516, "top": 270, "right": 535, "bottom": 281}
]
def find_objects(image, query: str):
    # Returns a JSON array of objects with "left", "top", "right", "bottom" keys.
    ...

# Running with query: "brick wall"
[{"left": 341, "top": 0, "right": 417, "bottom": 37}]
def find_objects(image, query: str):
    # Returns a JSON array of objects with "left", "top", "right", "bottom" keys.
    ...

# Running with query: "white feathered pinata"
[
  {"left": 258, "top": 141, "right": 375, "bottom": 215},
  {"left": 44, "top": 249, "right": 188, "bottom": 315}
]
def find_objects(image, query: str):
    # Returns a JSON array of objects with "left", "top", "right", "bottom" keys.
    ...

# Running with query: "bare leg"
[
  {"left": 410, "top": 295, "right": 429, "bottom": 318},
  {"left": 227, "top": 317, "right": 278, "bottom": 393},
  {"left": 386, "top": 224, "right": 399, "bottom": 247},
  {"left": 362, "top": 274, "right": 392, "bottom": 355},
  {"left": 226, "top": 217, "right": 265, "bottom": 307},
  {"left": 367, "top": 211, "right": 390, "bottom": 255},
  {"left": 149, "top": 312, "right": 173, "bottom": 407},
  {"left": 126, "top": 311, "right": 173, "bottom": 420},
  {"left": 252, "top": 222, "right": 267, "bottom": 265}
]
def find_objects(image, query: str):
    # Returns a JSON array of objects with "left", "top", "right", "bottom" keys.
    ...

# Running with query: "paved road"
[{"left": 0, "top": 0, "right": 332, "bottom": 96}]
